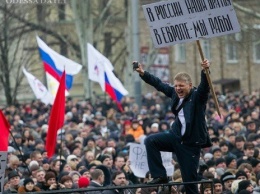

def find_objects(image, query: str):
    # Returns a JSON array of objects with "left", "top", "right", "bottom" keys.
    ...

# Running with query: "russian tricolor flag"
[
  {"left": 36, "top": 36, "right": 82, "bottom": 97},
  {"left": 87, "top": 43, "right": 128, "bottom": 111}
]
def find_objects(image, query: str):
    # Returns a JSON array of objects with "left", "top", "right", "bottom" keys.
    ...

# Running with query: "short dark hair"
[
  {"left": 111, "top": 170, "right": 125, "bottom": 180},
  {"left": 244, "top": 142, "right": 254, "bottom": 150},
  {"left": 90, "top": 169, "right": 104, "bottom": 180}
]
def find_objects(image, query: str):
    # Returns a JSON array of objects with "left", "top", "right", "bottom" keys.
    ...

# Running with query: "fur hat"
[{"left": 78, "top": 176, "right": 90, "bottom": 188}]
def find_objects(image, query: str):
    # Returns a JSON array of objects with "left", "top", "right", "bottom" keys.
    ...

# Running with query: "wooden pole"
[{"left": 196, "top": 40, "right": 221, "bottom": 117}]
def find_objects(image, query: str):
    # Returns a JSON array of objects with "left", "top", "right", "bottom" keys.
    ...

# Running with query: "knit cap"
[
  {"left": 23, "top": 178, "right": 34, "bottom": 186},
  {"left": 78, "top": 176, "right": 90, "bottom": 188},
  {"left": 235, "top": 170, "right": 248, "bottom": 179},
  {"left": 8, "top": 171, "right": 19, "bottom": 180},
  {"left": 238, "top": 180, "right": 251, "bottom": 192},
  {"left": 225, "top": 155, "right": 236, "bottom": 166}
]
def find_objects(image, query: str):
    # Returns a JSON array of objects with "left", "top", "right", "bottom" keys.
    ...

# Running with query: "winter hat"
[
  {"left": 225, "top": 155, "right": 236, "bottom": 166},
  {"left": 99, "top": 154, "right": 111, "bottom": 163},
  {"left": 8, "top": 170, "right": 19, "bottom": 180},
  {"left": 250, "top": 158, "right": 260, "bottom": 168},
  {"left": 238, "top": 180, "right": 251, "bottom": 192},
  {"left": 215, "top": 158, "right": 225, "bottom": 166},
  {"left": 204, "top": 153, "right": 213, "bottom": 160},
  {"left": 45, "top": 171, "right": 56, "bottom": 182},
  {"left": 211, "top": 146, "right": 221, "bottom": 154},
  {"left": 76, "top": 162, "right": 86, "bottom": 171},
  {"left": 79, "top": 169, "right": 89, "bottom": 176},
  {"left": 58, "top": 171, "right": 69, "bottom": 182},
  {"left": 212, "top": 178, "right": 222, "bottom": 184},
  {"left": 23, "top": 178, "right": 34, "bottom": 186},
  {"left": 221, "top": 172, "right": 236, "bottom": 183},
  {"left": 66, "top": 154, "right": 78, "bottom": 163},
  {"left": 78, "top": 176, "right": 90, "bottom": 188},
  {"left": 236, "top": 170, "right": 248, "bottom": 179},
  {"left": 238, "top": 190, "right": 251, "bottom": 194}
]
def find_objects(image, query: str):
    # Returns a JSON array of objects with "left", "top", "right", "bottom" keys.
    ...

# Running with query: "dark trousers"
[{"left": 144, "top": 131, "right": 201, "bottom": 194}]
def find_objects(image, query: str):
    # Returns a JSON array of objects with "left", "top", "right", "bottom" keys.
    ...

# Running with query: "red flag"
[
  {"left": 0, "top": 110, "right": 10, "bottom": 151},
  {"left": 46, "top": 70, "right": 66, "bottom": 158}
]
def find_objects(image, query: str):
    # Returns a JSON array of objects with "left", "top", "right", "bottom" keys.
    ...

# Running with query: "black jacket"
[{"left": 140, "top": 70, "right": 211, "bottom": 148}]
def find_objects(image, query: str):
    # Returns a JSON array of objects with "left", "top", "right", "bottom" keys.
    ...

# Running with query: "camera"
[{"left": 132, "top": 62, "right": 139, "bottom": 70}]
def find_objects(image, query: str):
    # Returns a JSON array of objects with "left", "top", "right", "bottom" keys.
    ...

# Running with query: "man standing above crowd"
[{"left": 133, "top": 59, "right": 212, "bottom": 194}]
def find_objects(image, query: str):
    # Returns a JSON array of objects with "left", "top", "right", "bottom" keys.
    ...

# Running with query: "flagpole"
[
  {"left": 59, "top": 128, "right": 63, "bottom": 173},
  {"left": 196, "top": 40, "right": 221, "bottom": 117},
  {"left": 132, "top": 0, "right": 142, "bottom": 107}
]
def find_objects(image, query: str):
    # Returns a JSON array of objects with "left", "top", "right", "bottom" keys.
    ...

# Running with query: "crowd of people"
[{"left": 1, "top": 87, "right": 259, "bottom": 194}]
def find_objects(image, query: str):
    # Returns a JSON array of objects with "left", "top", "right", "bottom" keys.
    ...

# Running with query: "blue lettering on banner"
[{"left": 132, "top": 147, "right": 147, "bottom": 160}]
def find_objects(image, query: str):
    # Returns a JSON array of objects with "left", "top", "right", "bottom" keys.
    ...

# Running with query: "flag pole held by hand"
[{"left": 196, "top": 40, "right": 221, "bottom": 117}]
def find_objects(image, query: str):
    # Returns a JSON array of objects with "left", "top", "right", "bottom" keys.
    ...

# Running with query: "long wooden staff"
[{"left": 196, "top": 40, "right": 221, "bottom": 117}]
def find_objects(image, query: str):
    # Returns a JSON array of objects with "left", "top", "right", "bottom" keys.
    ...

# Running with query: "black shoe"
[{"left": 147, "top": 177, "right": 168, "bottom": 184}]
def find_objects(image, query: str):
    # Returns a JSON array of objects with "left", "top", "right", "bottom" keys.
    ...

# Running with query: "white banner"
[
  {"left": 142, "top": 0, "right": 241, "bottom": 48},
  {"left": 129, "top": 143, "right": 174, "bottom": 178}
]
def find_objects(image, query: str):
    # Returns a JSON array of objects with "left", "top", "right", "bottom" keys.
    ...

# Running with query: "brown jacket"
[{"left": 18, "top": 185, "right": 41, "bottom": 193}]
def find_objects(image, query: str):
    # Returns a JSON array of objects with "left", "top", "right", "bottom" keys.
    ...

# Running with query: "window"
[
  {"left": 226, "top": 35, "right": 238, "bottom": 63},
  {"left": 253, "top": 40, "right": 260, "bottom": 63},
  {"left": 201, "top": 39, "right": 211, "bottom": 59},
  {"left": 174, "top": 44, "right": 186, "bottom": 62}
]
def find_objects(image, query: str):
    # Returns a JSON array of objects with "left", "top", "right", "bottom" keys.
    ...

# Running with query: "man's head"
[
  {"left": 213, "top": 178, "right": 223, "bottom": 194},
  {"left": 235, "top": 136, "right": 245, "bottom": 150},
  {"left": 243, "top": 142, "right": 255, "bottom": 157},
  {"left": 8, "top": 170, "right": 20, "bottom": 187},
  {"left": 67, "top": 154, "right": 79, "bottom": 170},
  {"left": 30, "top": 151, "right": 43, "bottom": 166},
  {"left": 100, "top": 154, "right": 113, "bottom": 169},
  {"left": 112, "top": 171, "right": 126, "bottom": 186},
  {"left": 36, "top": 169, "right": 46, "bottom": 183},
  {"left": 90, "top": 169, "right": 104, "bottom": 185},
  {"left": 8, "top": 155, "right": 20, "bottom": 170},
  {"left": 221, "top": 172, "right": 236, "bottom": 191},
  {"left": 174, "top": 72, "right": 192, "bottom": 98},
  {"left": 114, "top": 156, "right": 126, "bottom": 170}
]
